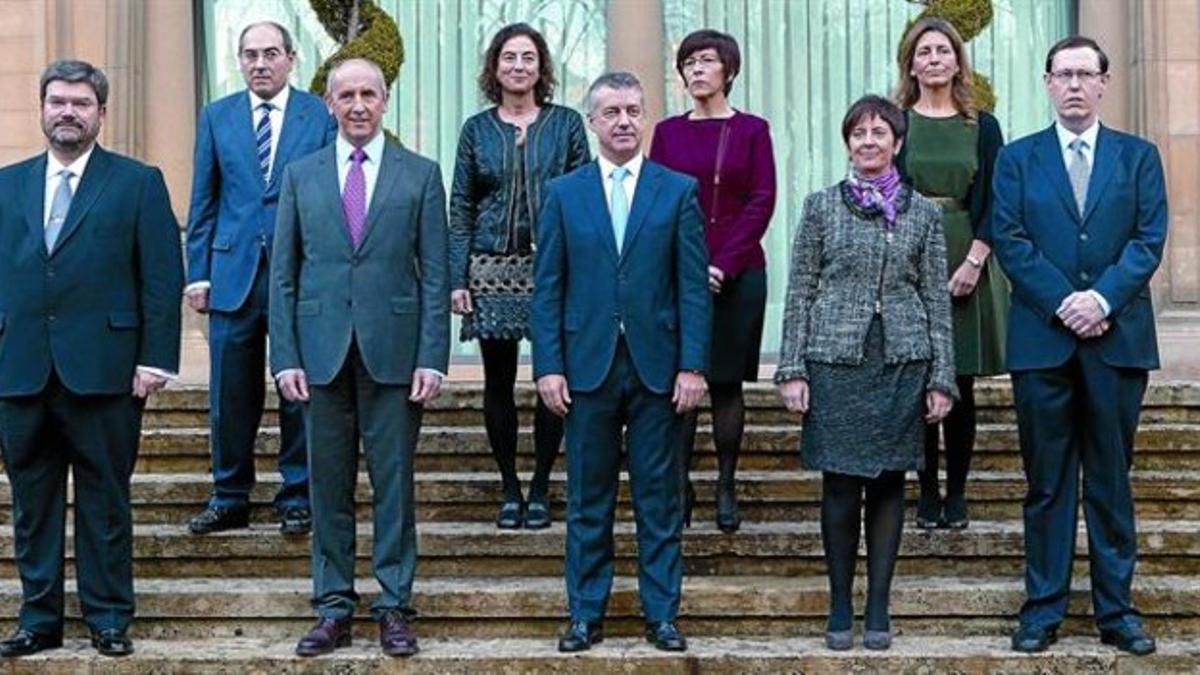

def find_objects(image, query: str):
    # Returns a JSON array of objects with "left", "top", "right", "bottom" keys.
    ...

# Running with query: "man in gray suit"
[{"left": 269, "top": 58, "right": 450, "bottom": 658}]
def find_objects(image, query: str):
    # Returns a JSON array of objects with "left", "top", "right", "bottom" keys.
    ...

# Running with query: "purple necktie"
[{"left": 342, "top": 147, "right": 367, "bottom": 248}]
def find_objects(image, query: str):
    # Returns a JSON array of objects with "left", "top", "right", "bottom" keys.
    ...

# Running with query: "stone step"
[
  {"left": 3, "top": 521, "right": 1195, "bottom": 579},
  {"left": 138, "top": 380, "right": 1200, "bottom": 428},
  {"left": 4, "top": 470, "right": 1198, "bottom": 524},
  {"left": 4, "top": 636, "right": 1198, "bottom": 673},
  {"left": 0, "top": 576, "right": 1195, "bottom": 640},
  {"left": 108, "top": 422, "right": 1200, "bottom": 474}
]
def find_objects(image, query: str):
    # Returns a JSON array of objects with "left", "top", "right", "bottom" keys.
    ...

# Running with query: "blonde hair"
[{"left": 894, "top": 17, "right": 977, "bottom": 122}]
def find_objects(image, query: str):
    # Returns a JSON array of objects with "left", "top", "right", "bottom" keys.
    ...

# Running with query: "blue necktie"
[
  {"left": 46, "top": 169, "right": 73, "bottom": 252},
  {"left": 610, "top": 166, "right": 629, "bottom": 252},
  {"left": 256, "top": 101, "right": 274, "bottom": 182}
]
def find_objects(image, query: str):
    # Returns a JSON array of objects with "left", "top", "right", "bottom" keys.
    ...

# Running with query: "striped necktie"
[{"left": 256, "top": 101, "right": 274, "bottom": 183}]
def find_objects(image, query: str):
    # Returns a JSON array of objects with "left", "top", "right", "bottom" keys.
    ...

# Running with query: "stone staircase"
[{"left": 1, "top": 380, "right": 1199, "bottom": 672}]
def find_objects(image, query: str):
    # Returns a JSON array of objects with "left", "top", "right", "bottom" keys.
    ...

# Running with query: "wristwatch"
[{"left": 965, "top": 254, "right": 984, "bottom": 269}]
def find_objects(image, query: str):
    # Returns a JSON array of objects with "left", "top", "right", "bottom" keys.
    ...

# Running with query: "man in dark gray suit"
[{"left": 269, "top": 58, "right": 450, "bottom": 658}]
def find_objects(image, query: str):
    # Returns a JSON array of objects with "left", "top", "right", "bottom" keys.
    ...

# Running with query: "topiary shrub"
[
  {"left": 902, "top": 0, "right": 996, "bottom": 111},
  {"left": 308, "top": 0, "right": 404, "bottom": 98}
]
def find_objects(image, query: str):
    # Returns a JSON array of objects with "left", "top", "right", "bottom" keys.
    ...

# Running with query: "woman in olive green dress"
[{"left": 896, "top": 17, "right": 1007, "bottom": 529}]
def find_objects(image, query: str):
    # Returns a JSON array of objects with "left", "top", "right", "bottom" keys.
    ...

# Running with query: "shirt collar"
[
  {"left": 597, "top": 152, "right": 643, "bottom": 182},
  {"left": 1055, "top": 118, "right": 1100, "bottom": 153},
  {"left": 46, "top": 144, "right": 95, "bottom": 181},
  {"left": 249, "top": 85, "right": 290, "bottom": 113},
  {"left": 336, "top": 130, "right": 386, "bottom": 166}
]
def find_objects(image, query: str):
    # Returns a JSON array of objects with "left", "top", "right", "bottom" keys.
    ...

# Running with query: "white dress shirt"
[
  {"left": 250, "top": 85, "right": 290, "bottom": 179},
  {"left": 1054, "top": 118, "right": 1110, "bottom": 317},
  {"left": 596, "top": 152, "right": 643, "bottom": 217},
  {"left": 45, "top": 145, "right": 176, "bottom": 380}
]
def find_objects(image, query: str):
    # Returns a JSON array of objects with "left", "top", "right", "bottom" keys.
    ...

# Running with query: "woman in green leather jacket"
[{"left": 449, "top": 22, "right": 590, "bottom": 530}]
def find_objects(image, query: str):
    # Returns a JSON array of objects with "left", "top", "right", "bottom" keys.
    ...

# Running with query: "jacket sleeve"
[
  {"left": 531, "top": 183, "right": 567, "bottom": 379},
  {"left": 990, "top": 146, "right": 1077, "bottom": 322},
  {"left": 448, "top": 119, "right": 478, "bottom": 291},
  {"left": 564, "top": 110, "right": 591, "bottom": 172},
  {"left": 917, "top": 206, "right": 958, "bottom": 398},
  {"left": 676, "top": 178, "right": 712, "bottom": 373},
  {"left": 269, "top": 164, "right": 303, "bottom": 375},
  {"left": 184, "top": 105, "right": 218, "bottom": 286},
  {"left": 967, "top": 112, "right": 1005, "bottom": 244},
  {"left": 1091, "top": 143, "right": 1168, "bottom": 316},
  {"left": 709, "top": 121, "right": 777, "bottom": 279},
  {"left": 774, "top": 194, "right": 822, "bottom": 383},
  {"left": 415, "top": 161, "right": 452, "bottom": 373},
  {"left": 136, "top": 167, "right": 185, "bottom": 373}
]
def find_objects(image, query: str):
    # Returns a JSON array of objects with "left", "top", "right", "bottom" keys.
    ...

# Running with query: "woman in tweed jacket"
[{"left": 775, "top": 96, "right": 956, "bottom": 651}]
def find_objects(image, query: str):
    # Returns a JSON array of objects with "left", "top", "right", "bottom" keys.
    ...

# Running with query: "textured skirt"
[
  {"left": 709, "top": 267, "right": 768, "bottom": 383},
  {"left": 801, "top": 317, "right": 929, "bottom": 478},
  {"left": 460, "top": 251, "right": 534, "bottom": 342}
]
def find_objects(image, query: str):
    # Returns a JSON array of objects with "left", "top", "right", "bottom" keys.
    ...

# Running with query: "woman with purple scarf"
[{"left": 775, "top": 95, "right": 956, "bottom": 651}]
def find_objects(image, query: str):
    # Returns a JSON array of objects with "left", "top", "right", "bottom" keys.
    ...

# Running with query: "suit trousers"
[
  {"left": 307, "top": 339, "right": 421, "bottom": 620},
  {"left": 208, "top": 256, "right": 308, "bottom": 509},
  {"left": 565, "top": 337, "right": 683, "bottom": 624},
  {"left": 0, "top": 372, "right": 144, "bottom": 634},
  {"left": 1012, "top": 341, "right": 1147, "bottom": 632}
]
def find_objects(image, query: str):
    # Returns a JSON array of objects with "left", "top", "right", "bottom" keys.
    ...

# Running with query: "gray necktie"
[
  {"left": 46, "top": 169, "right": 73, "bottom": 252},
  {"left": 1068, "top": 138, "right": 1090, "bottom": 215}
]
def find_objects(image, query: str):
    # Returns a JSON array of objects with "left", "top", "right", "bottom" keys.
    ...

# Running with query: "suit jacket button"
[
  {"left": 1080, "top": 232, "right": 1089, "bottom": 241},
  {"left": 1080, "top": 272, "right": 1090, "bottom": 281},
  {"left": 48, "top": 314, "right": 56, "bottom": 322}
]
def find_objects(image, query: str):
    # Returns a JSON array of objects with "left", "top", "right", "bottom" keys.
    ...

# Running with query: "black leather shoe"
[
  {"left": 557, "top": 620, "right": 603, "bottom": 652},
  {"left": 715, "top": 482, "right": 741, "bottom": 533},
  {"left": 1100, "top": 626, "right": 1156, "bottom": 656},
  {"left": 942, "top": 494, "right": 969, "bottom": 529},
  {"left": 279, "top": 506, "right": 312, "bottom": 535},
  {"left": 0, "top": 629, "right": 63, "bottom": 657},
  {"left": 645, "top": 621, "right": 687, "bottom": 652},
  {"left": 523, "top": 501, "right": 551, "bottom": 530},
  {"left": 188, "top": 505, "right": 250, "bottom": 534},
  {"left": 496, "top": 500, "right": 524, "bottom": 530},
  {"left": 296, "top": 617, "right": 352, "bottom": 657},
  {"left": 90, "top": 628, "right": 134, "bottom": 657},
  {"left": 915, "top": 492, "right": 942, "bottom": 529},
  {"left": 1011, "top": 625, "right": 1058, "bottom": 653}
]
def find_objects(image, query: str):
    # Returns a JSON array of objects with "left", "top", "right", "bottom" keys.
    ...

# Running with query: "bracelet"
[{"left": 965, "top": 254, "right": 984, "bottom": 269}]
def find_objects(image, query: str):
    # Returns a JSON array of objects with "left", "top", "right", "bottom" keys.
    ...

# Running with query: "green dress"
[{"left": 904, "top": 112, "right": 1007, "bottom": 376}]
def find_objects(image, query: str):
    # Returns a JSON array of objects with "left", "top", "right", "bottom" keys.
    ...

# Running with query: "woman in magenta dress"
[{"left": 650, "top": 29, "right": 777, "bottom": 532}]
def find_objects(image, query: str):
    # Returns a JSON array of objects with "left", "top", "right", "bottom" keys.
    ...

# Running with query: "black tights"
[
  {"left": 920, "top": 376, "right": 976, "bottom": 503},
  {"left": 677, "top": 381, "right": 746, "bottom": 483},
  {"left": 480, "top": 339, "right": 563, "bottom": 503},
  {"left": 821, "top": 470, "right": 906, "bottom": 632}
]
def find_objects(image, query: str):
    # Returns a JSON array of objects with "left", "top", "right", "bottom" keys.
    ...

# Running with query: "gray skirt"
[{"left": 801, "top": 317, "right": 929, "bottom": 478}]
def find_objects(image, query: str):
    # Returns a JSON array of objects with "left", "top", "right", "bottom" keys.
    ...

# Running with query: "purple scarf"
[{"left": 847, "top": 167, "right": 903, "bottom": 228}]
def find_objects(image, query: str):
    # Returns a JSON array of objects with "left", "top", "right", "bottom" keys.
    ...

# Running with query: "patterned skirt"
[{"left": 460, "top": 251, "right": 535, "bottom": 342}]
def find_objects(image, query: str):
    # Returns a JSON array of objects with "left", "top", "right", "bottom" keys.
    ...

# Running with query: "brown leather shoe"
[
  {"left": 379, "top": 610, "right": 418, "bottom": 657},
  {"left": 295, "top": 617, "right": 351, "bottom": 657}
]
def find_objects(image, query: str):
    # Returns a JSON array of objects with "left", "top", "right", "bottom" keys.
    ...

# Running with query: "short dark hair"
[
  {"left": 675, "top": 29, "right": 741, "bottom": 96},
  {"left": 841, "top": 94, "right": 906, "bottom": 144},
  {"left": 238, "top": 21, "right": 295, "bottom": 55},
  {"left": 40, "top": 59, "right": 108, "bottom": 106},
  {"left": 478, "top": 22, "right": 557, "bottom": 106},
  {"left": 1045, "top": 35, "right": 1108, "bottom": 74}
]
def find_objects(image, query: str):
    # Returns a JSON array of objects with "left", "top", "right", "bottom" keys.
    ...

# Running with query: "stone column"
[{"left": 605, "top": 0, "right": 666, "bottom": 128}]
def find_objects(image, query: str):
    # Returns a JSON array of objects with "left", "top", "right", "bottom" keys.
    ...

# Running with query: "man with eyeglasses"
[
  {"left": 992, "top": 36, "right": 1167, "bottom": 657},
  {"left": 532, "top": 71, "right": 711, "bottom": 653},
  {"left": 185, "top": 21, "right": 336, "bottom": 536}
]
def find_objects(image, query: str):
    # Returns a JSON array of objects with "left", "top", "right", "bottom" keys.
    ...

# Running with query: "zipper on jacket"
[{"left": 875, "top": 228, "right": 891, "bottom": 314}]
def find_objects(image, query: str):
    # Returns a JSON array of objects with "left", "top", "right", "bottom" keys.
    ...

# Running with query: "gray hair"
[
  {"left": 40, "top": 60, "right": 109, "bottom": 106},
  {"left": 238, "top": 21, "right": 295, "bottom": 55},
  {"left": 325, "top": 57, "right": 388, "bottom": 97},
  {"left": 586, "top": 71, "right": 643, "bottom": 114}
]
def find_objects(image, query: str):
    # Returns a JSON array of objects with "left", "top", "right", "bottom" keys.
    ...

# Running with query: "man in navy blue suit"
[
  {"left": 532, "top": 71, "right": 711, "bottom": 654},
  {"left": 0, "top": 60, "right": 183, "bottom": 657},
  {"left": 992, "top": 36, "right": 1167, "bottom": 656},
  {"left": 185, "top": 22, "right": 336, "bottom": 535}
]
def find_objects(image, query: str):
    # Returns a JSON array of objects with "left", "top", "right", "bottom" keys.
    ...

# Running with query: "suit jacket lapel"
[
  {"left": 619, "top": 160, "right": 661, "bottom": 263},
  {"left": 23, "top": 154, "right": 47, "bottom": 258},
  {"left": 359, "top": 141, "right": 401, "bottom": 253},
  {"left": 50, "top": 146, "right": 114, "bottom": 257},
  {"left": 1031, "top": 126, "right": 1080, "bottom": 223},
  {"left": 1081, "top": 126, "right": 1122, "bottom": 225},
  {"left": 267, "top": 90, "right": 306, "bottom": 192},
  {"left": 315, "top": 146, "right": 355, "bottom": 251},
  {"left": 581, "top": 162, "right": 618, "bottom": 263},
  {"left": 233, "top": 91, "right": 266, "bottom": 189}
]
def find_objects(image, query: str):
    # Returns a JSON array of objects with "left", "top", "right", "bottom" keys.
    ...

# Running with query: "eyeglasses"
[
  {"left": 1049, "top": 69, "right": 1103, "bottom": 84},
  {"left": 682, "top": 55, "right": 720, "bottom": 70}
]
